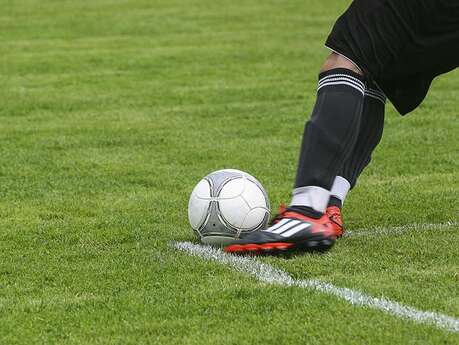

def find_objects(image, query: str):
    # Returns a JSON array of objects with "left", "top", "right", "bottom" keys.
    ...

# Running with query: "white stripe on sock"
[
  {"left": 318, "top": 77, "right": 365, "bottom": 92},
  {"left": 365, "top": 89, "right": 386, "bottom": 104},
  {"left": 365, "top": 93, "right": 386, "bottom": 104},
  {"left": 318, "top": 77, "right": 364, "bottom": 90},
  {"left": 319, "top": 74, "right": 365, "bottom": 89},
  {"left": 365, "top": 88, "right": 385, "bottom": 96},
  {"left": 318, "top": 81, "right": 364, "bottom": 95}
]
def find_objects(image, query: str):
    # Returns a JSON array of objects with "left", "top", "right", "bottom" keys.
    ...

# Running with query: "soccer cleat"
[
  {"left": 326, "top": 206, "right": 344, "bottom": 237},
  {"left": 224, "top": 206, "right": 336, "bottom": 254}
]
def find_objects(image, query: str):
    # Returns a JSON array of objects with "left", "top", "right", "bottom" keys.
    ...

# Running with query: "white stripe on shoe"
[
  {"left": 280, "top": 223, "right": 311, "bottom": 237},
  {"left": 265, "top": 218, "right": 292, "bottom": 232},
  {"left": 268, "top": 220, "right": 301, "bottom": 234}
]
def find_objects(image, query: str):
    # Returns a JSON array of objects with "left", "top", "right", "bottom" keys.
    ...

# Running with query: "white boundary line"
[
  {"left": 345, "top": 221, "right": 458, "bottom": 238},
  {"left": 173, "top": 241, "right": 459, "bottom": 334}
]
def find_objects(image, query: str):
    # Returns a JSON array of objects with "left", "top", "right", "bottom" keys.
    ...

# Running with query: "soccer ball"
[{"left": 188, "top": 169, "right": 270, "bottom": 245}]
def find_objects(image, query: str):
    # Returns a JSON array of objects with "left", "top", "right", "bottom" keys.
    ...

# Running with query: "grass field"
[{"left": 1, "top": 0, "right": 458, "bottom": 344}]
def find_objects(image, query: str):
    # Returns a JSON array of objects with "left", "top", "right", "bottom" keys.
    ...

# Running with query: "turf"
[{"left": 0, "top": 0, "right": 458, "bottom": 344}]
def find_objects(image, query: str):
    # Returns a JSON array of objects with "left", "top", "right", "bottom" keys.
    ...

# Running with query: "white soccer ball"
[{"left": 188, "top": 169, "right": 270, "bottom": 245}]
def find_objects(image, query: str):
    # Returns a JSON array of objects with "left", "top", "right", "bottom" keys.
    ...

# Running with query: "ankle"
[
  {"left": 328, "top": 195, "right": 343, "bottom": 209},
  {"left": 290, "top": 186, "right": 330, "bottom": 213},
  {"left": 287, "top": 205, "right": 323, "bottom": 219}
]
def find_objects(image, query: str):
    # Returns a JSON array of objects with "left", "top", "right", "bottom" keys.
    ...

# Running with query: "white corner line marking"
[
  {"left": 344, "top": 221, "right": 458, "bottom": 238},
  {"left": 172, "top": 241, "right": 459, "bottom": 333}
]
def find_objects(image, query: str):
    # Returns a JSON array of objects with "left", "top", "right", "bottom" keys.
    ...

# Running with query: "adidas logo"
[{"left": 264, "top": 219, "right": 311, "bottom": 237}]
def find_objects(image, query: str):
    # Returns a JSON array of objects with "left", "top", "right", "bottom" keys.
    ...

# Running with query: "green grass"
[{"left": 0, "top": 0, "right": 458, "bottom": 344}]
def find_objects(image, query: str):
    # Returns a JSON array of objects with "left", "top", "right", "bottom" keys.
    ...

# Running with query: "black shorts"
[{"left": 325, "top": 0, "right": 459, "bottom": 115}]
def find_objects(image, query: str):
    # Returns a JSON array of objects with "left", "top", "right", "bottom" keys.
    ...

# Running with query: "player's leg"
[
  {"left": 291, "top": 53, "right": 365, "bottom": 216},
  {"left": 324, "top": 0, "right": 458, "bottom": 233},
  {"left": 224, "top": 53, "right": 365, "bottom": 254},
  {"left": 224, "top": 0, "right": 457, "bottom": 255},
  {"left": 225, "top": 0, "right": 402, "bottom": 254}
]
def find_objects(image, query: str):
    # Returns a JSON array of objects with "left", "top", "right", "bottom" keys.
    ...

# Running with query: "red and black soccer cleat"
[
  {"left": 224, "top": 205, "right": 336, "bottom": 254},
  {"left": 326, "top": 206, "right": 344, "bottom": 238}
]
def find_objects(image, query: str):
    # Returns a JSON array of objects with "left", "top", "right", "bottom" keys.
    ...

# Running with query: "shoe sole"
[{"left": 224, "top": 237, "right": 335, "bottom": 255}]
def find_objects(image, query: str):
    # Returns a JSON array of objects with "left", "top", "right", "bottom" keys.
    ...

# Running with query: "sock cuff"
[
  {"left": 330, "top": 176, "right": 351, "bottom": 203},
  {"left": 318, "top": 68, "right": 365, "bottom": 95},
  {"left": 365, "top": 79, "right": 386, "bottom": 104},
  {"left": 365, "top": 87, "right": 386, "bottom": 104},
  {"left": 290, "top": 186, "right": 330, "bottom": 213}
]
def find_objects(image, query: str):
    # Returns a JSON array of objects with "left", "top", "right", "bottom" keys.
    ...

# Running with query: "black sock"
[
  {"left": 287, "top": 205, "right": 323, "bottom": 219},
  {"left": 294, "top": 68, "right": 365, "bottom": 190},
  {"left": 328, "top": 195, "right": 343, "bottom": 209},
  {"left": 338, "top": 82, "right": 385, "bottom": 188}
]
